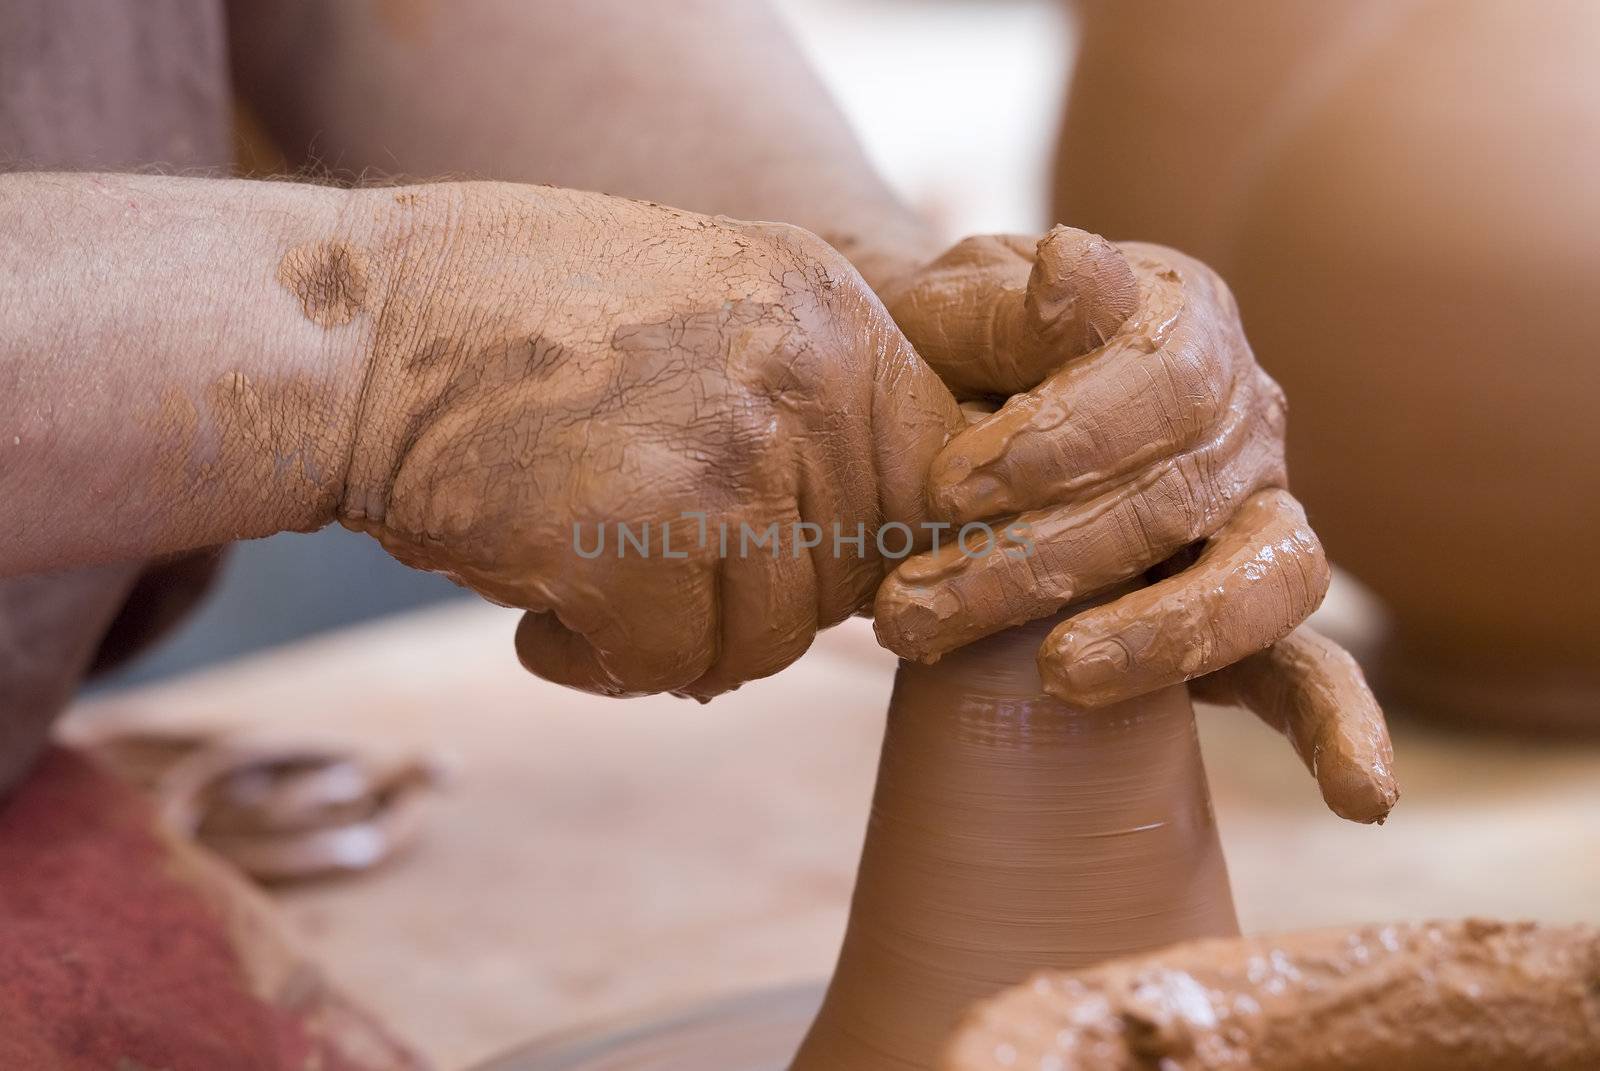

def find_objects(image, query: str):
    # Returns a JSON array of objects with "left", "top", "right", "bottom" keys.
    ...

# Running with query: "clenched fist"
[{"left": 340, "top": 184, "right": 964, "bottom": 699}]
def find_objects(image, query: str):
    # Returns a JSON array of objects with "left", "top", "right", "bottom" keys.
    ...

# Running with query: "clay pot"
[
  {"left": 1054, "top": 0, "right": 1600, "bottom": 731},
  {"left": 790, "top": 613, "right": 1238, "bottom": 1071}
]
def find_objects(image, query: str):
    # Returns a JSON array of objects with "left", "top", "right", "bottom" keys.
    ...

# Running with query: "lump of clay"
[{"left": 943, "top": 919, "right": 1600, "bottom": 1071}]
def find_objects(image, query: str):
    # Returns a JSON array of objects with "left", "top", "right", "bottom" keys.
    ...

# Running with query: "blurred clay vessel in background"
[{"left": 1054, "top": 0, "right": 1600, "bottom": 732}]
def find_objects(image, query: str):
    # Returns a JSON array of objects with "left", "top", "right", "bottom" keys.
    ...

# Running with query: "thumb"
[
  {"left": 881, "top": 226, "right": 1139, "bottom": 399},
  {"left": 866, "top": 315, "right": 966, "bottom": 534}
]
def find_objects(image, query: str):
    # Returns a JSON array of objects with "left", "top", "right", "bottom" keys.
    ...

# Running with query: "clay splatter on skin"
[
  {"left": 947, "top": 920, "right": 1600, "bottom": 1071},
  {"left": 126, "top": 372, "right": 357, "bottom": 555},
  {"left": 277, "top": 240, "right": 370, "bottom": 328},
  {"left": 334, "top": 182, "right": 970, "bottom": 699},
  {"left": 204, "top": 372, "right": 355, "bottom": 533}
]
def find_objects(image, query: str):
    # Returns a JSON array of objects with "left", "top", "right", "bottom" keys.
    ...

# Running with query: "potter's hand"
[
  {"left": 868, "top": 229, "right": 1395, "bottom": 822},
  {"left": 342, "top": 184, "right": 962, "bottom": 699},
  {"left": 872, "top": 229, "right": 1306, "bottom": 667},
  {"left": 1191, "top": 624, "right": 1396, "bottom": 823}
]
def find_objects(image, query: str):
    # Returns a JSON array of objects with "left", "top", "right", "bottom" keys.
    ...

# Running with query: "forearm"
[
  {"left": 0, "top": 173, "right": 372, "bottom": 575},
  {"left": 228, "top": 0, "right": 939, "bottom": 287}
]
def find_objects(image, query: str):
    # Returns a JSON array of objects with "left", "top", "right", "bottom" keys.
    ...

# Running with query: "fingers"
[
  {"left": 515, "top": 598, "right": 712, "bottom": 698},
  {"left": 864, "top": 316, "right": 967, "bottom": 534},
  {"left": 881, "top": 226, "right": 1138, "bottom": 399},
  {"left": 928, "top": 248, "right": 1268, "bottom": 522},
  {"left": 874, "top": 391, "right": 1284, "bottom": 662},
  {"left": 514, "top": 540, "right": 720, "bottom": 697},
  {"left": 1036, "top": 488, "right": 1328, "bottom": 704},
  {"left": 676, "top": 520, "right": 821, "bottom": 701},
  {"left": 516, "top": 517, "right": 829, "bottom": 702},
  {"left": 1193, "top": 626, "right": 1399, "bottom": 825},
  {"left": 1020, "top": 227, "right": 1140, "bottom": 368}
]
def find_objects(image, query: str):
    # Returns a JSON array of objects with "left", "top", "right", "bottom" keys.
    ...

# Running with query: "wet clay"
[
  {"left": 790, "top": 610, "right": 1239, "bottom": 1071},
  {"left": 1054, "top": 0, "right": 1600, "bottom": 731},
  {"left": 1189, "top": 626, "right": 1395, "bottom": 825},
  {"left": 945, "top": 919, "right": 1600, "bottom": 1070},
  {"left": 878, "top": 228, "right": 1140, "bottom": 400},
  {"left": 875, "top": 238, "right": 1298, "bottom": 680},
  {"left": 872, "top": 230, "right": 1397, "bottom": 823},
  {"left": 278, "top": 240, "right": 372, "bottom": 328},
  {"left": 868, "top": 234, "right": 1366, "bottom": 755}
]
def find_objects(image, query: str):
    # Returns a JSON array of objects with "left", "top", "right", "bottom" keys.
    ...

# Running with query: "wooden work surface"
[{"left": 69, "top": 596, "right": 1600, "bottom": 1070}]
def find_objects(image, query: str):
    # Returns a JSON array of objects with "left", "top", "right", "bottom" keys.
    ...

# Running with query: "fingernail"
[
  {"left": 1066, "top": 636, "right": 1130, "bottom": 690},
  {"left": 873, "top": 584, "right": 966, "bottom": 663},
  {"left": 1320, "top": 761, "right": 1400, "bottom": 825},
  {"left": 1040, "top": 630, "right": 1138, "bottom": 707}
]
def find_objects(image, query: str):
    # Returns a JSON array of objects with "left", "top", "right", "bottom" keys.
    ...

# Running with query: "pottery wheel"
[{"left": 471, "top": 985, "right": 823, "bottom": 1071}]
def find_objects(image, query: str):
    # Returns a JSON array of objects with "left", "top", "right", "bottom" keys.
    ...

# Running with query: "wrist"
[
  {"left": 333, "top": 183, "right": 455, "bottom": 534},
  {"left": 333, "top": 181, "right": 553, "bottom": 539},
  {"left": 133, "top": 179, "right": 385, "bottom": 544},
  {"left": 244, "top": 183, "right": 393, "bottom": 536}
]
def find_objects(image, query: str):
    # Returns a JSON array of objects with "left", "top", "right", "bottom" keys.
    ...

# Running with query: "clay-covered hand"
[
  {"left": 340, "top": 184, "right": 963, "bottom": 700},
  {"left": 871, "top": 229, "right": 1307, "bottom": 674},
  {"left": 868, "top": 229, "right": 1395, "bottom": 822}
]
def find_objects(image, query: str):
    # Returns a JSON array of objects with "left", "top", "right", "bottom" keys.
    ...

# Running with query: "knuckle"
[
  {"left": 1160, "top": 329, "right": 1232, "bottom": 427},
  {"left": 1257, "top": 369, "right": 1290, "bottom": 433},
  {"left": 1201, "top": 261, "right": 1242, "bottom": 318},
  {"left": 941, "top": 232, "right": 1032, "bottom": 270},
  {"left": 1131, "top": 471, "right": 1209, "bottom": 555},
  {"left": 748, "top": 221, "right": 855, "bottom": 283}
]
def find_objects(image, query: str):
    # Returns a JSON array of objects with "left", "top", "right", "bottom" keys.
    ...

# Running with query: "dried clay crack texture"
[{"left": 944, "top": 919, "right": 1600, "bottom": 1071}]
